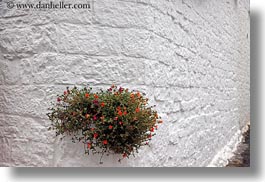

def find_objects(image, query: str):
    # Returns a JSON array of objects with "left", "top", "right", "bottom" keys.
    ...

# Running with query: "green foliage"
[{"left": 47, "top": 85, "right": 162, "bottom": 163}]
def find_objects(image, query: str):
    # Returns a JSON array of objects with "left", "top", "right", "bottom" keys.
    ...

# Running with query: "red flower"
[
  {"left": 123, "top": 153, "right": 127, "bottom": 158},
  {"left": 94, "top": 94, "right": 99, "bottom": 99},
  {"left": 93, "top": 100, "right": 99, "bottom": 105},
  {"left": 85, "top": 93, "right": 89, "bottom": 98},
  {"left": 64, "top": 91, "right": 67, "bottom": 95},
  {"left": 150, "top": 127, "right": 154, "bottom": 132},
  {"left": 93, "top": 115, "right": 97, "bottom": 121},
  {"left": 119, "top": 121, "right": 123, "bottom": 125},
  {"left": 114, "top": 117, "right": 118, "bottom": 121},
  {"left": 57, "top": 97, "right": 61, "bottom": 102},
  {"left": 135, "top": 108, "right": 140, "bottom": 113},
  {"left": 103, "top": 140, "right": 108, "bottom": 145},
  {"left": 93, "top": 133, "right": 98, "bottom": 138},
  {"left": 101, "top": 102, "right": 105, "bottom": 107},
  {"left": 148, "top": 134, "right": 152, "bottom": 138},
  {"left": 119, "top": 87, "right": 124, "bottom": 92},
  {"left": 118, "top": 110, "right": 123, "bottom": 116},
  {"left": 123, "top": 111, "right": 127, "bottom": 116},
  {"left": 87, "top": 143, "right": 91, "bottom": 149},
  {"left": 109, "top": 125, "right": 113, "bottom": 129},
  {"left": 108, "top": 88, "right": 112, "bottom": 92}
]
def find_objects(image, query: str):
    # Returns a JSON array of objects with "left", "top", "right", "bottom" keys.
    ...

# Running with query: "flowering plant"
[{"left": 47, "top": 85, "right": 162, "bottom": 163}]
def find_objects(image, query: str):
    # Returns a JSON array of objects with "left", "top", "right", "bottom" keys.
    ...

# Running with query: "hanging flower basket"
[{"left": 47, "top": 85, "right": 162, "bottom": 163}]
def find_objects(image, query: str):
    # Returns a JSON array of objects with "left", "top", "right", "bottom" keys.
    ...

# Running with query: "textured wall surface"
[{"left": 0, "top": 0, "right": 250, "bottom": 167}]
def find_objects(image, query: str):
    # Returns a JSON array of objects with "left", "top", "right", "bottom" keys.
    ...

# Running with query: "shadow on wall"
[{"left": 8, "top": 10, "right": 261, "bottom": 179}]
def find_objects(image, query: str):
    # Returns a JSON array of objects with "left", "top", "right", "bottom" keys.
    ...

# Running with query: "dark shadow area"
[
  {"left": 8, "top": 10, "right": 260, "bottom": 181},
  {"left": 227, "top": 125, "right": 250, "bottom": 167}
]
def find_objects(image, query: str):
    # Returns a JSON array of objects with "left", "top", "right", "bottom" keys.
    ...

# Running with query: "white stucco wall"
[{"left": 0, "top": 0, "right": 250, "bottom": 167}]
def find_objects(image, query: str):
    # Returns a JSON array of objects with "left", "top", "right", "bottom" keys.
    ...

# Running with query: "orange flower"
[
  {"left": 158, "top": 120, "right": 163, "bottom": 124},
  {"left": 135, "top": 108, "right": 140, "bottom": 113},
  {"left": 111, "top": 84, "right": 115, "bottom": 88},
  {"left": 85, "top": 93, "right": 89, "bottom": 98},
  {"left": 118, "top": 110, "right": 123, "bottom": 116},
  {"left": 94, "top": 94, "right": 99, "bottom": 99},
  {"left": 87, "top": 143, "right": 91, "bottom": 149},
  {"left": 103, "top": 140, "right": 108, "bottom": 145},
  {"left": 137, "top": 92, "right": 141, "bottom": 98},
  {"left": 85, "top": 114, "right": 90, "bottom": 119},
  {"left": 100, "top": 116, "right": 105, "bottom": 121},
  {"left": 130, "top": 93, "right": 134, "bottom": 98},
  {"left": 100, "top": 102, "right": 105, "bottom": 107},
  {"left": 109, "top": 125, "right": 113, "bottom": 129}
]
